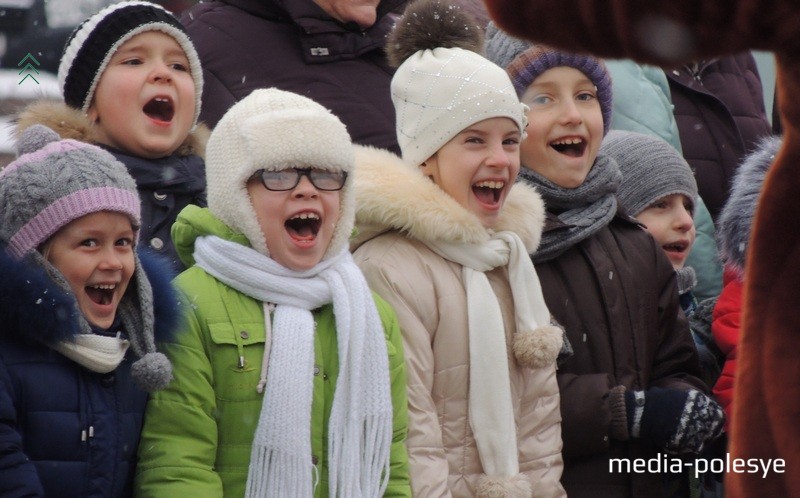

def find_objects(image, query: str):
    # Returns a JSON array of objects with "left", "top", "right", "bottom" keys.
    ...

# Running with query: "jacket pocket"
[{"left": 207, "top": 321, "right": 265, "bottom": 401}]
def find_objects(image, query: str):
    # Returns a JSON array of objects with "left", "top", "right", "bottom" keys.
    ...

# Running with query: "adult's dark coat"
[
  {"left": 0, "top": 249, "right": 179, "bottom": 497},
  {"left": 182, "top": 0, "right": 405, "bottom": 155},
  {"left": 666, "top": 53, "right": 773, "bottom": 221},
  {"left": 535, "top": 214, "right": 705, "bottom": 498}
]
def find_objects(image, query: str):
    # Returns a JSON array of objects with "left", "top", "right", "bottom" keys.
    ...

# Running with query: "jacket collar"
[
  {"left": 16, "top": 100, "right": 209, "bottom": 158},
  {"left": 351, "top": 145, "right": 546, "bottom": 253},
  {"left": 221, "top": 0, "right": 404, "bottom": 63}
]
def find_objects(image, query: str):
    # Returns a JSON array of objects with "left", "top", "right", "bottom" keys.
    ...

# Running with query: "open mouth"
[
  {"left": 549, "top": 137, "right": 587, "bottom": 157},
  {"left": 285, "top": 212, "right": 322, "bottom": 241},
  {"left": 85, "top": 284, "right": 116, "bottom": 306},
  {"left": 143, "top": 96, "right": 175, "bottom": 123},
  {"left": 472, "top": 180, "right": 504, "bottom": 206},
  {"left": 663, "top": 241, "right": 688, "bottom": 253}
]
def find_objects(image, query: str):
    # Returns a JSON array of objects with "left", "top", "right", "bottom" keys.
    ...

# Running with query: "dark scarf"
[{"left": 519, "top": 154, "right": 622, "bottom": 263}]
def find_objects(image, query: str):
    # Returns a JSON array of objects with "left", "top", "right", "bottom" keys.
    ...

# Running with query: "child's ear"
[{"left": 86, "top": 105, "right": 99, "bottom": 123}]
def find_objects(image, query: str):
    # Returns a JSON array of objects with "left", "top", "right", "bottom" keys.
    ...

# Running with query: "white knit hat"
[
  {"left": 391, "top": 46, "right": 527, "bottom": 167},
  {"left": 204, "top": 88, "right": 355, "bottom": 259}
]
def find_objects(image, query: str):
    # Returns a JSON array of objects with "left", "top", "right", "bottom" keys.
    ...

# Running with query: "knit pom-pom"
[
  {"left": 476, "top": 473, "right": 532, "bottom": 498},
  {"left": 513, "top": 324, "right": 562, "bottom": 369},
  {"left": 17, "top": 124, "right": 60, "bottom": 155},
  {"left": 131, "top": 352, "right": 173, "bottom": 391},
  {"left": 386, "top": 0, "right": 484, "bottom": 68}
]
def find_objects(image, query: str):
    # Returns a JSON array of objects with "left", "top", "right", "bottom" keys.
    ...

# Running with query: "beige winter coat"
[{"left": 351, "top": 146, "right": 565, "bottom": 498}]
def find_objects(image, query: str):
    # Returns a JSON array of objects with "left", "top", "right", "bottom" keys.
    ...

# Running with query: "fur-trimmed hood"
[
  {"left": 717, "top": 135, "right": 781, "bottom": 277},
  {"left": 15, "top": 100, "right": 209, "bottom": 158},
  {"left": 0, "top": 246, "right": 180, "bottom": 348},
  {"left": 351, "top": 145, "right": 546, "bottom": 253}
]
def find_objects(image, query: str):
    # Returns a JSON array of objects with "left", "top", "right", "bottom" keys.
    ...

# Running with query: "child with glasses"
[
  {"left": 351, "top": 0, "right": 565, "bottom": 495},
  {"left": 134, "top": 88, "right": 411, "bottom": 497}
]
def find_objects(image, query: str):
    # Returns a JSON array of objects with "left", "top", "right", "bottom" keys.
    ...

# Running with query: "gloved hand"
[{"left": 624, "top": 387, "right": 725, "bottom": 454}]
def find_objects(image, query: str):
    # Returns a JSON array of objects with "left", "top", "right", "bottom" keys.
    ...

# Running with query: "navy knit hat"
[
  {"left": 58, "top": 1, "right": 203, "bottom": 125},
  {"left": 502, "top": 43, "right": 613, "bottom": 135}
]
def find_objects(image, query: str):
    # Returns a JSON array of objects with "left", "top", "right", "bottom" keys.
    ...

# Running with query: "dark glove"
[{"left": 624, "top": 387, "right": 725, "bottom": 454}]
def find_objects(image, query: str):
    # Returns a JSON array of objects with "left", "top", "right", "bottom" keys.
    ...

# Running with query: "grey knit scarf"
[{"left": 519, "top": 154, "right": 622, "bottom": 263}]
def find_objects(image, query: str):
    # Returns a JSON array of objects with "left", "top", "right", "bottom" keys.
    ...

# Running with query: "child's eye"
[
  {"left": 649, "top": 200, "right": 668, "bottom": 210},
  {"left": 80, "top": 239, "right": 99, "bottom": 247},
  {"left": 170, "top": 62, "right": 189, "bottom": 72},
  {"left": 116, "top": 238, "right": 134, "bottom": 247},
  {"left": 122, "top": 58, "right": 143, "bottom": 66},
  {"left": 528, "top": 95, "right": 553, "bottom": 106},
  {"left": 465, "top": 136, "right": 484, "bottom": 144},
  {"left": 503, "top": 137, "right": 520, "bottom": 146},
  {"left": 576, "top": 91, "right": 597, "bottom": 102}
]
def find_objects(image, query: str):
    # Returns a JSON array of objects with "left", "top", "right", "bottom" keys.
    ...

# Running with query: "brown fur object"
[
  {"left": 481, "top": 1, "right": 800, "bottom": 496},
  {"left": 386, "top": 0, "right": 484, "bottom": 68}
]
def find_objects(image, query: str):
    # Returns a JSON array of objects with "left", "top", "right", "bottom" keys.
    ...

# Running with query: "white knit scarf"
[
  {"left": 428, "top": 231, "right": 553, "bottom": 478},
  {"left": 193, "top": 236, "right": 393, "bottom": 498},
  {"left": 53, "top": 334, "right": 130, "bottom": 373}
]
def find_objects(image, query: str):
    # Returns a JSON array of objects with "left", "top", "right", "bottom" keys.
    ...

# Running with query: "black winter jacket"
[{"left": 182, "top": 0, "right": 406, "bottom": 155}]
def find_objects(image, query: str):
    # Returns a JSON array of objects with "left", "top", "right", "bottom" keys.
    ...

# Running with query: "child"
[
  {"left": 0, "top": 125, "right": 177, "bottom": 497},
  {"left": 134, "top": 88, "right": 411, "bottom": 497},
  {"left": 488, "top": 38, "right": 725, "bottom": 497},
  {"left": 352, "top": 1, "right": 565, "bottom": 496},
  {"left": 601, "top": 130, "right": 724, "bottom": 384},
  {"left": 712, "top": 135, "right": 780, "bottom": 432},
  {"left": 18, "top": 1, "right": 207, "bottom": 273}
]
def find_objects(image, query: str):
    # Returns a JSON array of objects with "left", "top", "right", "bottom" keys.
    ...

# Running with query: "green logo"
[{"left": 18, "top": 53, "right": 41, "bottom": 85}]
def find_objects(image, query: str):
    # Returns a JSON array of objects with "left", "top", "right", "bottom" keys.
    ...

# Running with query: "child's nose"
[
  {"left": 149, "top": 62, "right": 173, "bottom": 83},
  {"left": 559, "top": 99, "right": 583, "bottom": 124},
  {"left": 98, "top": 247, "right": 124, "bottom": 270},
  {"left": 292, "top": 174, "right": 319, "bottom": 198},
  {"left": 486, "top": 141, "right": 513, "bottom": 168},
  {"left": 675, "top": 206, "right": 695, "bottom": 231}
]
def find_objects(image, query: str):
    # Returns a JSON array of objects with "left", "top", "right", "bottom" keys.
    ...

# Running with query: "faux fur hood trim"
[
  {"left": 15, "top": 100, "right": 209, "bottom": 158},
  {"left": 0, "top": 246, "right": 180, "bottom": 347},
  {"left": 717, "top": 135, "right": 781, "bottom": 277},
  {"left": 352, "top": 145, "right": 545, "bottom": 253}
]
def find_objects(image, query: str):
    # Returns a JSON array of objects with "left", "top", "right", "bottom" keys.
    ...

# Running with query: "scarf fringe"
[{"left": 245, "top": 448, "right": 314, "bottom": 498}]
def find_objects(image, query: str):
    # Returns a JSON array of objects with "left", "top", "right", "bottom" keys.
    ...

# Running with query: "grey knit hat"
[
  {"left": 0, "top": 125, "right": 172, "bottom": 391},
  {"left": 600, "top": 129, "right": 698, "bottom": 216},
  {"left": 58, "top": 1, "right": 203, "bottom": 126}
]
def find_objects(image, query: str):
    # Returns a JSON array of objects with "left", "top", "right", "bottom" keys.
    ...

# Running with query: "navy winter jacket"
[{"left": 0, "top": 248, "right": 179, "bottom": 497}]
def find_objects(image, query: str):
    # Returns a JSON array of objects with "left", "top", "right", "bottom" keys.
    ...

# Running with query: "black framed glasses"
[{"left": 254, "top": 168, "right": 348, "bottom": 191}]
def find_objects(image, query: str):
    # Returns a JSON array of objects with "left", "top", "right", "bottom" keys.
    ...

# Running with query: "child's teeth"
[
  {"left": 91, "top": 284, "right": 116, "bottom": 290},
  {"left": 554, "top": 138, "right": 582, "bottom": 145},
  {"left": 291, "top": 212, "right": 320, "bottom": 220},
  {"left": 475, "top": 181, "right": 504, "bottom": 189}
]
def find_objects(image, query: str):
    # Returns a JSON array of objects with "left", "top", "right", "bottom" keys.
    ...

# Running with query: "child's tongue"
[
  {"left": 473, "top": 186, "right": 497, "bottom": 205},
  {"left": 289, "top": 225, "right": 315, "bottom": 240},
  {"left": 86, "top": 287, "right": 112, "bottom": 305}
]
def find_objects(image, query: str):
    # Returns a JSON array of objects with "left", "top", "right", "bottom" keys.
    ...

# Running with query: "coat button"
[
  {"left": 153, "top": 192, "right": 167, "bottom": 201},
  {"left": 311, "top": 455, "right": 319, "bottom": 465},
  {"left": 240, "top": 331, "right": 249, "bottom": 340},
  {"left": 313, "top": 365, "right": 320, "bottom": 376},
  {"left": 150, "top": 237, "right": 164, "bottom": 250}
]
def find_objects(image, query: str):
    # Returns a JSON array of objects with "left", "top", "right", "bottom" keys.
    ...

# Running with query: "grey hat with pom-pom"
[
  {"left": 387, "top": 0, "right": 527, "bottom": 167},
  {"left": 0, "top": 125, "right": 172, "bottom": 391}
]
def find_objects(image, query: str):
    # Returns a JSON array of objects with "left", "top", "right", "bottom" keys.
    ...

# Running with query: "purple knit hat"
[
  {"left": 0, "top": 125, "right": 140, "bottom": 259},
  {"left": 506, "top": 45, "right": 613, "bottom": 134}
]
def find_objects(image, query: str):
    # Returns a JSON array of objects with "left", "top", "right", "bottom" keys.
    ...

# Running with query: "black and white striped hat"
[{"left": 58, "top": 1, "right": 203, "bottom": 125}]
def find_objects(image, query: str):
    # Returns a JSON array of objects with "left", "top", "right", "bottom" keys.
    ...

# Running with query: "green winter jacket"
[{"left": 134, "top": 206, "right": 411, "bottom": 497}]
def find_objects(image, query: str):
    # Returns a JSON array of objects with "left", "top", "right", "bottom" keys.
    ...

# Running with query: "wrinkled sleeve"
[
  {"left": 356, "top": 247, "right": 452, "bottom": 498},
  {"left": 134, "top": 290, "right": 222, "bottom": 496},
  {"left": 374, "top": 295, "right": 412, "bottom": 498},
  {"left": 0, "top": 359, "right": 44, "bottom": 497}
]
